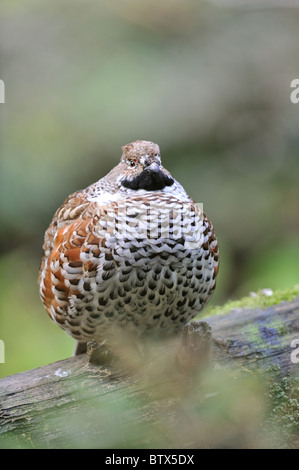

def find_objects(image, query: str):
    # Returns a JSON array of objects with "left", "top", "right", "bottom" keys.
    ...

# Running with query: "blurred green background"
[{"left": 0, "top": 0, "right": 298, "bottom": 378}]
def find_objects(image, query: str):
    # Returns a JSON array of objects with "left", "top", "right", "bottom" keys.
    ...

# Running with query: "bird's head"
[{"left": 118, "top": 140, "right": 174, "bottom": 191}]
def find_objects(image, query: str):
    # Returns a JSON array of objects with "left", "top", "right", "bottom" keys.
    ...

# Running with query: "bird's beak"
[{"left": 147, "top": 161, "right": 160, "bottom": 173}]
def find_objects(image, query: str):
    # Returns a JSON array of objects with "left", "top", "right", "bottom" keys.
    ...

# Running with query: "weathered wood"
[
  {"left": 0, "top": 297, "right": 298, "bottom": 449},
  {"left": 208, "top": 296, "right": 299, "bottom": 374}
]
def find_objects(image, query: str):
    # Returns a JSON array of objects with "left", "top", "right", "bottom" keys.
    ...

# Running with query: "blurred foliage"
[
  {"left": 0, "top": 0, "right": 299, "bottom": 377},
  {"left": 0, "top": 359, "right": 298, "bottom": 449}
]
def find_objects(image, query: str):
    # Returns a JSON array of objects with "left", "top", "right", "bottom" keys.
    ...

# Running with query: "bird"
[{"left": 39, "top": 140, "right": 219, "bottom": 361}]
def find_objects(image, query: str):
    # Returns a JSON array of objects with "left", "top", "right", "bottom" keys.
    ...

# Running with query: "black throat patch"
[{"left": 121, "top": 169, "right": 174, "bottom": 191}]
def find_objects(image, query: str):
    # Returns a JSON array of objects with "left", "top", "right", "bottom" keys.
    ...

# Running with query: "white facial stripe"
[
  {"left": 140, "top": 155, "right": 161, "bottom": 165},
  {"left": 86, "top": 192, "right": 120, "bottom": 204}
]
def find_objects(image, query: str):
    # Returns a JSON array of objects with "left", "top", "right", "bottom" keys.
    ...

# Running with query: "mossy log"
[{"left": 0, "top": 296, "right": 298, "bottom": 449}]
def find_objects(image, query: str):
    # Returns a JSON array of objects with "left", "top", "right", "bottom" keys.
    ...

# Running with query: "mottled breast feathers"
[{"left": 39, "top": 140, "right": 219, "bottom": 347}]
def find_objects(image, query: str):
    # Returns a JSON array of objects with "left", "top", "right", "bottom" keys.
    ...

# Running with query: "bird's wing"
[{"left": 39, "top": 190, "right": 104, "bottom": 323}]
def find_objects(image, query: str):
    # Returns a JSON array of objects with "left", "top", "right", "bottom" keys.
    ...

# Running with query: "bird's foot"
[
  {"left": 86, "top": 338, "right": 144, "bottom": 379},
  {"left": 87, "top": 339, "right": 114, "bottom": 366},
  {"left": 175, "top": 321, "right": 212, "bottom": 376}
]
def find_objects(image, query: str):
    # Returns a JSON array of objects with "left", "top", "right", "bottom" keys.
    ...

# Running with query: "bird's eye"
[{"left": 129, "top": 160, "right": 136, "bottom": 167}]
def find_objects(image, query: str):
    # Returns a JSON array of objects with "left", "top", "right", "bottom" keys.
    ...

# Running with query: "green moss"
[
  {"left": 202, "top": 285, "right": 299, "bottom": 318},
  {"left": 241, "top": 316, "right": 289, "bottom": 351}
]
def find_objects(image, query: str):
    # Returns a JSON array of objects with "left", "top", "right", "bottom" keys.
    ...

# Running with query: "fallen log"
[{"left": 0, "top": 295, "right": 298, "bottom": 449}]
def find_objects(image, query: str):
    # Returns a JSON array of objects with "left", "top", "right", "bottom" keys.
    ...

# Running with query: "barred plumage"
[{"left": 39, "top": 140, "right": 219, "bottom": 353}]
